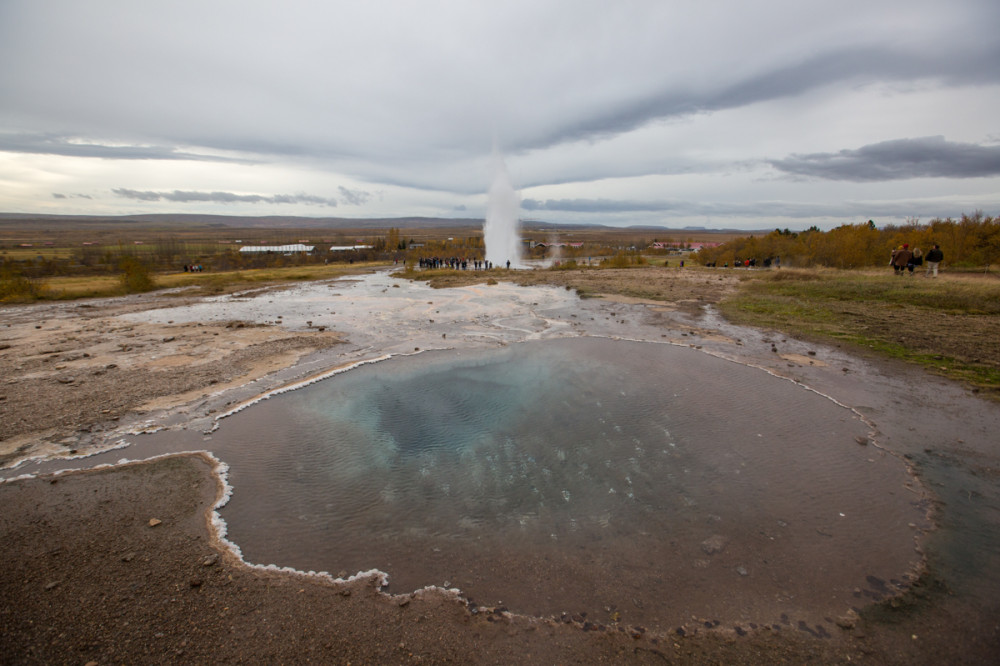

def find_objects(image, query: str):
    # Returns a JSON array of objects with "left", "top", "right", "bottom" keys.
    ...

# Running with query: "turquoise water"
[{"left": 211, "top": 337, "right": 925, "bottom": 627}]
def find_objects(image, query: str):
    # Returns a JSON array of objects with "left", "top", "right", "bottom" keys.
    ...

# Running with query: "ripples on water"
[{"left": 209, "top": 337, "right": 924, "bottom": 627}]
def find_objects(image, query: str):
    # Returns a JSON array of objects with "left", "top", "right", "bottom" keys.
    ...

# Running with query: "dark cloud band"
[
  {"left": 112, "top": 189, "right": 340, "bottom": 207},
  {"left": 770, "top": 136, "right": 1000, "bottom": 181},
  {"left": 0, "top": 133, "right": 246, "bottom": 163}
]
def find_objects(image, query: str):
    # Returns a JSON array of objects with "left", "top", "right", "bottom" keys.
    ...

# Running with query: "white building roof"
[{"left": 239, "top": 244, "right": 314, "bottom": 253}]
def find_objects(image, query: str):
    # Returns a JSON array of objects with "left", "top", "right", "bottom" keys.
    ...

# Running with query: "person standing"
[
  {"left": 908, "top": 247, "right": 923, "bottom": 275},
  {"left": 925, "top": 244, "right": 944, "bottom": 277},
  {"left": 890, "top": 244, "right": 912, "bottom": 275}
]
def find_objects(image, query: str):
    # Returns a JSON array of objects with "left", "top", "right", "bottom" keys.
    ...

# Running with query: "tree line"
[{"left": 695, "top": 212, "right": 1000, "bottom": 271}]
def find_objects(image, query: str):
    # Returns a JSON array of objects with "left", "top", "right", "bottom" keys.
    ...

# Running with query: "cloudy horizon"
[{"left": 1, "top": 0, "right": 998, "bottom": 230}]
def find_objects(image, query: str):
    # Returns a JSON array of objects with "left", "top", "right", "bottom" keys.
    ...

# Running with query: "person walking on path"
[
  {"left": 890, "top": 244, "right": 912, "bottom": 275},
  {"left": 925, "top": 244, "right": 944, "bottom": 277}
]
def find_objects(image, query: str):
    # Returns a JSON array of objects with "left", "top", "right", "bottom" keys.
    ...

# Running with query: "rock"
[
  {"left": 835, "top": 610, "right": 858, "bottom": 629},
  {"left": 735, "top": 565, "right": 749, "bottom": 576},
  {"left": 56, "top": 376, "right": 75, "bottom": 384},
  {"left": 201, "top": 554, "right": 219, "bottom": 567},
  {"left": 162, "top": 336, "right": 176, "bottom": 342},
  {"left": 701, "top": 534, "right": 728, "bottom": 555},
  {"left": 854, "top": 436, "right": 869, "bottom": 446},
  {"left": 121, "top": 552, "right": 136, "bottom": 562},
  {"left": 148, "top": 518, "right": 162, "bottom": 527}
]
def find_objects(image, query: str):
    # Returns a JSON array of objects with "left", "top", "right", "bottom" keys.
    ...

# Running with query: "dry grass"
[{"left": 29, "top": 262, "right": 391, "bottom": 300}]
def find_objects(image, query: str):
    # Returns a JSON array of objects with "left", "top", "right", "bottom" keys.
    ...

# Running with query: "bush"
[
  {"left": 0, "top": 266, "right": 47, "bottom": 302},
  {"left": 118, "top": 257, "right": 157, "bottom": 293}
]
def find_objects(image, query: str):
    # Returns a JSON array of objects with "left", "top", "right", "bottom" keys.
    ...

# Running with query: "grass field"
[{"left": 718, "top": 268, "right": 1000, "bottom": 396}]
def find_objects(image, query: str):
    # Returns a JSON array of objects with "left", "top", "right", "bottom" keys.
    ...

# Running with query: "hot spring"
[{"left": 181, "top": 336, "right": 927, "bottom": 628}]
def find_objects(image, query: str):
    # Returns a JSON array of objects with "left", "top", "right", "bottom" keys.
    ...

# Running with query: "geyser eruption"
[{"left": 483, "top": 147, "right": 523, "bottom": 268}]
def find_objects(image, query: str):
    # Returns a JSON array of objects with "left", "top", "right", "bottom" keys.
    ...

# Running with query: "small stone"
[
  {"left": 854, "top": 436, "right": 869, "bottom": 446},
  {"left": 735, "top": 565, "right": 749, "bottom": 576},
  {"left": 44, "top": 581, "right": 60, "bottom": 590},
  {"left": 701, "top": 534, "right": 728, "bottom": 555},
  {"left": 201, "top": 554, "right": 219, "bottom": 567},
  {"left": 398, "top": 597, "right": 410, "bottom": 607},
  {"left": 189, "top": 579, "right": 203, "bottom": 588},
  {"left": 148, "top": 518, "right": 162, "bottom": 527},
  {"left": 121, "top": 552, "right": 136, "bottom": 562},
  {"left": 835, "top": 611, "right": 857, "bottom": 629}
]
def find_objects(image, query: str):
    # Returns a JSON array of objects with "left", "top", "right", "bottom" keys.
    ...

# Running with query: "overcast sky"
[{"left": 2, "top": 0, "right": 999, "bottom": 230}]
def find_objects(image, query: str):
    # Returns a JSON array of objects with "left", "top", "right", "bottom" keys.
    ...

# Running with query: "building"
[{"left": 238, "top": 244, "right": 314, "bottom": 254}]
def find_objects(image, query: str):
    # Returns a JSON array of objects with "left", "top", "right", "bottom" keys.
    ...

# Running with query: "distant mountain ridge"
[
  {"left": 0, "top": 212, "right": 759, "bottom": 234},
  {"left": 0, "top": 213, "right": 482, "bottom": 229}
]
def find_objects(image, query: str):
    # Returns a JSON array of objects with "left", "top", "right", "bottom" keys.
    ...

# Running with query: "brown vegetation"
[{"left": 696, "top": 213, "right": 1000, "bottom": 271}]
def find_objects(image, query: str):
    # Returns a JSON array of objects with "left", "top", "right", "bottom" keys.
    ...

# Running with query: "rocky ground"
[
  {"left": 0, "top": 292, "right": 344, "bottom": 466},
  {"left": 2, "top": 268, "right": 999, "bottom": 664}
]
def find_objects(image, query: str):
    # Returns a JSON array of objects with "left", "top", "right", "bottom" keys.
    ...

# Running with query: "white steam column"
[{"left": 483, "top": 148, "right": 523, "bottom": 268}]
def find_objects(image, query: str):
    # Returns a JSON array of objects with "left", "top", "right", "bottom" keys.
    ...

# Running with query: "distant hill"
[
  {"left": 0, "top": 213, "right": 483, "bottom": 230},
  {"left": 0, "top": 213, "right": 763, "bottom": 236}
]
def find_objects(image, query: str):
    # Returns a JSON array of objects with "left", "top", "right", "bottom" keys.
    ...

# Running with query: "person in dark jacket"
[{"left": 925, "top": 244, "right": 944, "bottom": 277}]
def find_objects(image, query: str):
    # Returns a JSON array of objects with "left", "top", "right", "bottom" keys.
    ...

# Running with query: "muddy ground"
[{"left": 2, "top": 267, "right": 999, "bottom": 664}]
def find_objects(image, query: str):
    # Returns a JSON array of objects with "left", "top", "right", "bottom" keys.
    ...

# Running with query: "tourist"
[
  {"left": 890, "top": 244, "right": 912, "bottom": 275},
  {"left": 907, "top": 247, "right": 923, "bottom": 275},
  {"left": 925, "top": 244, "right": 944, "bottom": 277}
]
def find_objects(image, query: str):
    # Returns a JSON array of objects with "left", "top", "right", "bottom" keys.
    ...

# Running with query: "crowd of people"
[
  {"left": 416, "top": 257, "right": 505, "bottom": 270},
  {"left": 890, "top": 244, "right": 944, "bottom": 277},
  {"left": 703, "top": 256, "right": 780, "bottom": 269}
]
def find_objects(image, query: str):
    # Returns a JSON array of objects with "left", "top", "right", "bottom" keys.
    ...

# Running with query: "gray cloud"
[
  {"left": 112, "top": 189, "right": 338, "bottom": 207},
  {"left": 2, "top": 2, "right": 999, "bottom": 228},
  {"left": 513, "top": 43, "right": 1000, "bottom": 152},
  {"left": 770, "top": 137, "right": 1000, "bottom": 182},
  {"left": 52, "top": 193, "right": 92, "bottom": 200},
  {"left": 0, "top": 133, "right": 248, "bottom": 163},
  {"left": 523, "top": 199, "right": 680, "bottom": 213},
  {"left": 337, "top": 186, "right": 371, "bottom": 206}
]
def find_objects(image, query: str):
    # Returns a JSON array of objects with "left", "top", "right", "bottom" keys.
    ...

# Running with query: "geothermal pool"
[
  {"left": 5, "top": 334, "right": 928, "bottom": 629},
  {"left": 180, "top": 336, "right": 926, "bottom": 628}
]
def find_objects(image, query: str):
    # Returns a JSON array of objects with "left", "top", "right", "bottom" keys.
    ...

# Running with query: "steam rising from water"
[{"left": 483, "top": 146, "right": 523, "bottom": 268}]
